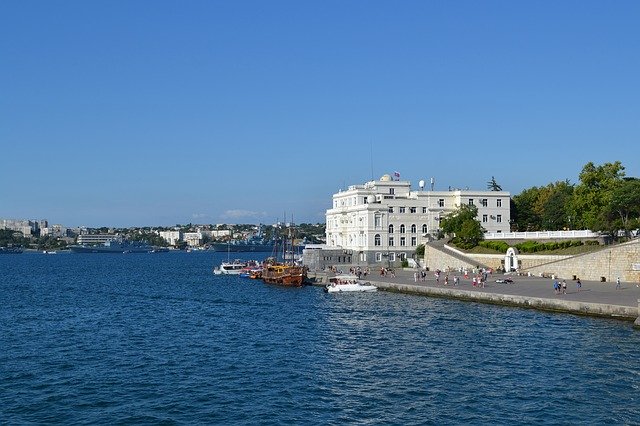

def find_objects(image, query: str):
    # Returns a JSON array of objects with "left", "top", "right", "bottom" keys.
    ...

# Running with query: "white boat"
[
  {"left": 213, "top": 259, "right": 247, "bottom": 275},
  {"left": 325, "top": 274, "right": 377, "bottom": 293}
]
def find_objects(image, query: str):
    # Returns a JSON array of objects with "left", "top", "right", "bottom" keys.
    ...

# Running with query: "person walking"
[
  {"left": 576, "top": 278, "right": 582, "bottom": 292},
  {"left": 561, "top": 280, "right": 567, "bottom": 294},
  {"left": 616, "top": 276, "right": 621, "bottom": 290}
]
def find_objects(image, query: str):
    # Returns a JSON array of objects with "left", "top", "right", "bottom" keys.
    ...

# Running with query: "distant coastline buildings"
[{"left": 304, "top": 174, "right": 511, "bottom": 270}]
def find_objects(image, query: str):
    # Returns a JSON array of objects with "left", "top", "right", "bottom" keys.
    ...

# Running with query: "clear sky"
[{"left": 2, "top": 1, "right": 639, "bottom": 228}]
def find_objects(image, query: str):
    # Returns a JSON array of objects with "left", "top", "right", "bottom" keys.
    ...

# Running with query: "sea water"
[{"left": 1, "top": 251, "right": 639, "bottom": 424}]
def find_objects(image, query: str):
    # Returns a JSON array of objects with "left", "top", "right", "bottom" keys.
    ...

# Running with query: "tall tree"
[
  {"left": 440, "top": 204, "right": 485, "bottom": 248},
  {"left": 569, "top": 161, "right": 626, "bottom": 230},
  {"left": 487, "top": 176, "right": 502, "bottom": 191},
  {"left": 512, "top": 186, "right": 543, "bottom": 231},
  {"left": 602, "top": 178, "right": 640, "bottom": 238}
]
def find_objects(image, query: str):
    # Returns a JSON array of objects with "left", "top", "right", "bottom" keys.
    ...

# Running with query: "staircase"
[{"left": 426, "top": 239, "right": 492, "bottom": 271}]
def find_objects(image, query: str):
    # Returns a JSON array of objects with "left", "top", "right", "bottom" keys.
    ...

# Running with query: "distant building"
[
  {"left": 41, "top": 224, "right": 67, "bottom": 238},
  {"left": 309, "top": 174, "right": 511, "bottom": 269},
  {"left": 183, "top": 232, "right": 202, "bottom": 247},
  {"left": 77, "top": 234, "right": 119, "bottom": 245},
  {"left": 159, "top": 231, "right": 182, "bottom": 246},
  {"left": 1, "top": 218, "right": 44, "bottom": 237}
]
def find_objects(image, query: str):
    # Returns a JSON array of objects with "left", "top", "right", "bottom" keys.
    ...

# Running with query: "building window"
[
  {"left": 410, "top": 207, "right": 416, "bottom": 213},
  {"left": 482, "top": 214, "right": 488, "bottom": 223},
  {"left": 422, "top": 207, "right": 427, "bottom": 213},
  {"left": 399, "top": 207, "right": 406, "bottom": 213},
  {"left": 468, "top": 199, "right": 474, "bottom": 206},
  {"left": 388, "top": 207, "right": 394, "bottom": 213},
  {"left": 481, "top": 199, "right": 488, "bottom": 207},
  {"left": 411, "top": 236, "right": 417, "bottom": 246},
  {"left": 389, "top": 188, "right": 395, "bottom": 195},
  {"left": 411, "top": 224, "right": 416, "bottom": 233},
  {"left": 388, "top": 224, "right": 394, "bottom": 234},
  {"left": 497, "top": 199, "right": 502, "bottom": 207},
  {"left": 400, "top": 237, "right": 406, "bottom": 246},
  {"left": 374, "top": 215, "right": 381, "bottom": 228},
  {"left": 389, "top": 237, "right": 394, "bottom": 247},
  {"left": 438, "top": 199, "right": 445, "bottom": 207},
  {"left": 399, "top": 253, "right": 406, "bottom": 261},
  {"left": 374, "top": 234, "right": 381, "bottom": 246},
  {"left": 390, "top": 252, "right": 396, "bottom": 262},
  {"left": 363, "top": 197, "right": 368, "bottom": 204},
  {"left": 376, "top": 252, "right": 382, "bottom": 262},
  {"left": 400, "top": 224, "right": 405, "bottom": 234},
  {"left": 422, "top": 224, "right": 428, "bottom": 233},
  {"left": 497, "top": 215, "right": 502, "bottom": 223}
]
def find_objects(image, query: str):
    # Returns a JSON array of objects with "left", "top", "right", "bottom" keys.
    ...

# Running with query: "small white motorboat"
[
  {"left": 213, "top": 259, "right": 247, "bottom": 275},
  {"left": 325, "top": 274, "right": 377, "bottom": 293}
]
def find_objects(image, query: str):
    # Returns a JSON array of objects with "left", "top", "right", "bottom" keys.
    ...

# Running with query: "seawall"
[{"left": 371, "top": 280, "right": 639, "bottom": 323}]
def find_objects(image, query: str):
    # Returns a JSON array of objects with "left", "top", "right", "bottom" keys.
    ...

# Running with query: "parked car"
[{"left": 495, "top": 277, "right": 514, "bottom": 284}]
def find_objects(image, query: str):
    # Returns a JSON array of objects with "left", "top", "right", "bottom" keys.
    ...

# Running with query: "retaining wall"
[
  {"left": 521, "top": 239, "right": 640, "bottom": 283},
  {"left": 372, "top": 281, "right": 639, "bottom": 322}
]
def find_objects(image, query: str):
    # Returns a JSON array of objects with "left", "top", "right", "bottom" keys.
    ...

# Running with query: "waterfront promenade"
[{"left": 340, "top": 268, "right": 640, "bottom": 325}]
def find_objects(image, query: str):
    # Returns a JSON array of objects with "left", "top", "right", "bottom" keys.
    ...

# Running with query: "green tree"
[
  {"left": 487, "top": 176, "right": 502, "bottom": 191},
  {"left": 569, "top": 161, "right": 626, "bottom": 230},
  {"left": 602, "top": 178, "right": 640, "bottom": 239},
  {"left": 440, "top": 204, "right": 485, "bottom": 248},
  {"left": 536, "top": 180, "right": 574, "bottom": 230},
  {"left": 512, "top": 187, "right": 543, "bottom": 231},
  {"left": 457, "top": 219, "right": 485, "bottom": 249}
]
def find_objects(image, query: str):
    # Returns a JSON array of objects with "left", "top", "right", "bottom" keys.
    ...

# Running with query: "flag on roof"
[{"left": 393, "top": 171, "right": 400, "bottom": 180}]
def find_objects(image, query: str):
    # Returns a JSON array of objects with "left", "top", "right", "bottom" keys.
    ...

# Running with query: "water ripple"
[{"left": 1, "top": 252, "right": 639, "bottom": 424}]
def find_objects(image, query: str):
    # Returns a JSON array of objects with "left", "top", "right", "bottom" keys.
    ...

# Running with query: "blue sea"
[{"left": 1, "top": 251, "right": 639, "bottom": 424}]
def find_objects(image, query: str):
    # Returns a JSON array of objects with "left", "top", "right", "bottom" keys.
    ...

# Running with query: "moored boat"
[
  {"left": 325, "top": 274, "right": 377, "bottom": 293},
  {"left": 262, "top": 262, "right": 306, "bottom": 287},
  {"left": 213, "top": 259, "right": 248, "bottom": 275},
  {"left": 0, "top": 246, "right": 23, "bottom": 254},
  {"left": 69, "top": 239, "right": 153, "bottom": 253}
]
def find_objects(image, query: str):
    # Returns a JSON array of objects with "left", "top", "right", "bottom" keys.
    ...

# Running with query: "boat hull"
[
  {"left": 262, "top": 264, "right": 306, "bottom": 287},
  {"left": 325, "top": 283, "right": 377, "bottom": 293},
  {"left": 69, "top": 241, "right": 153, "bottom": 253}
]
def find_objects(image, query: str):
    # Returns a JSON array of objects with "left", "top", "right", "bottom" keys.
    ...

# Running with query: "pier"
[{"left": 309, "top": 269, "right": 640, "bottom": 326}]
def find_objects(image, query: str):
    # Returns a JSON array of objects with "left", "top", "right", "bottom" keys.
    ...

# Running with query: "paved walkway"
[{"left": 366, "top": 268, "right": 640, "bottom": 309}]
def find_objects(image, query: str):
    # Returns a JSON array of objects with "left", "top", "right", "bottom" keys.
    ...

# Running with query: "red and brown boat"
[{"left": 262, "top": 263, "right": 306, "bottom": 287}]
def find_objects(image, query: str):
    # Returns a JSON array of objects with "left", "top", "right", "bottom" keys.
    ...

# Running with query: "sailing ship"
[{"left": 261, "top": 218, "right": 306, "bottom": 287}]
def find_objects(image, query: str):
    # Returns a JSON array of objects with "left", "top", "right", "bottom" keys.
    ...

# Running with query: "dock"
[{"left": 309, "top": 269, "right": 640, "bottom": 326}]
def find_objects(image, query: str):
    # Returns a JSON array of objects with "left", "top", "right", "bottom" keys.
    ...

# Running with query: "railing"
[{"left": 484, "top": 230, "right": 598, "bottom": 240}]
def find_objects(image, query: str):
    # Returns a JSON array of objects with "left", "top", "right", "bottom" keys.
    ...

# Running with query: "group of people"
[
  {"left": 348, "top": 266, "right": 370, "bottom": 280},
  {"left": 554, "top": 278, "right": 583, "bottom": 294},
  {"left": 379, "top": 267, "right": 395, "bottom": 277},
  {"left": 553, "top": 279, "right": 568, "bottom": 294}
]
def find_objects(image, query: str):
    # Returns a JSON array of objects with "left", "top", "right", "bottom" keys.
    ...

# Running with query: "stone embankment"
[
  {"left": 372, "top": 278, "right": 639, "bottom": 323},
  {"left": 312, "top": 268, "right": 640, "bottom": 327}
]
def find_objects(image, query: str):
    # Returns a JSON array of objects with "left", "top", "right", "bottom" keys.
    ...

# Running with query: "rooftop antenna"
[{"left": 430, "top": 177, "right": 435, "bottom": 191}]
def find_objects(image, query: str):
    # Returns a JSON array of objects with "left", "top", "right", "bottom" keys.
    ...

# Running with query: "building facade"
[
  {"left": 159, "top": 231, "right": 182, "bottom": 246},
  {"left": 323, "top": 174, "right": 511, "bottom": 267}
]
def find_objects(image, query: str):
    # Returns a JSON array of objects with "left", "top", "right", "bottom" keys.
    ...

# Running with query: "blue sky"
[{"left": 2, "top": 1, "right": 639, "bottom": 227}]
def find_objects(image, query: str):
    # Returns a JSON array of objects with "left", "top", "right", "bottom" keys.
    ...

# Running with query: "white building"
[
  {"left": 41, "top": 224, "right": 67, "bottom": 238},
  {"left": 159, "top": 231, "right": 182, "bottom": 246},
  {"left": 324, "top": 174, "right": 511, "bottom": 266},
  {"left": 183, "top": 232, "right": 202, "bottom": 247},
  {"left": 77, "top": 234, "right": 119, "bottom": 245}
]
